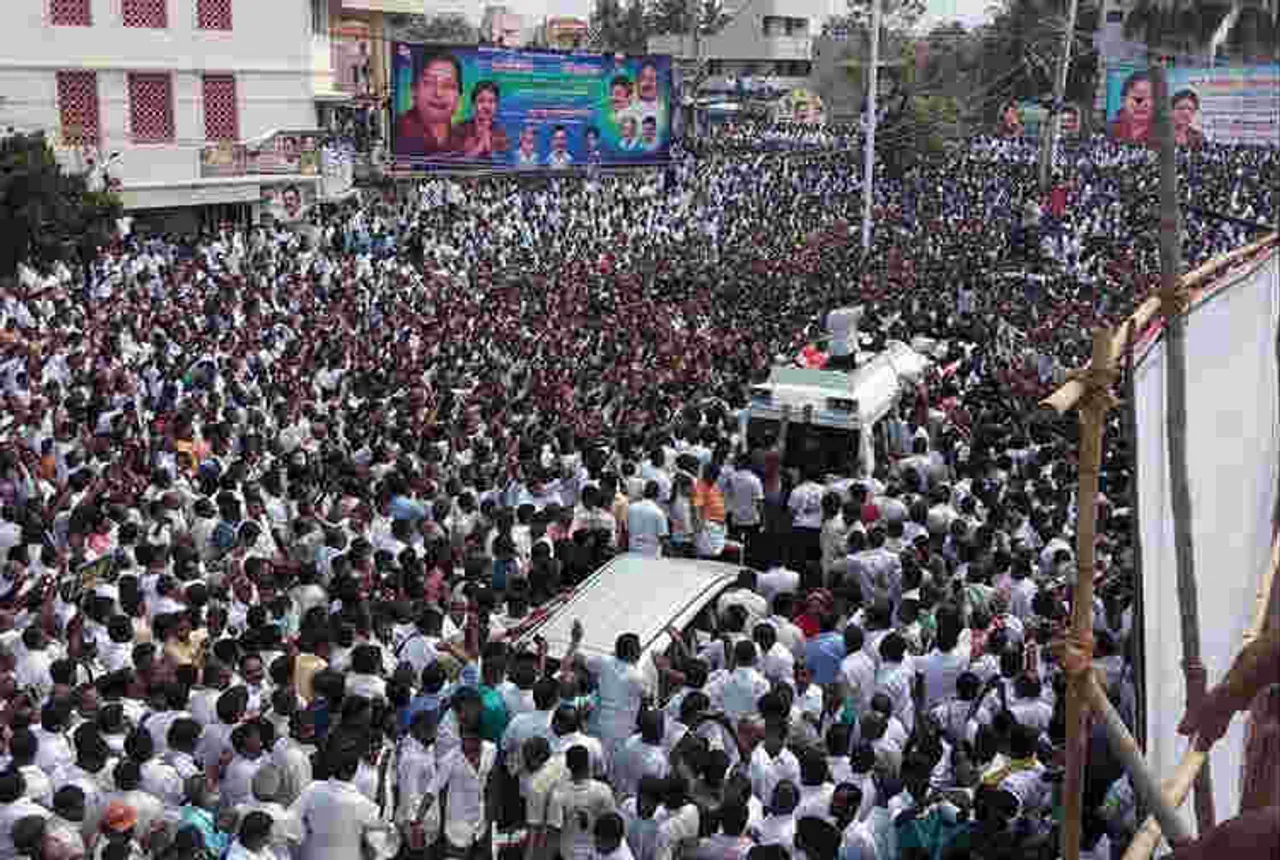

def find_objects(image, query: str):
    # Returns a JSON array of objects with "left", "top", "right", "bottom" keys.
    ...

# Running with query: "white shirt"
[
  {"left": 713, "top": 666, "right": 770, "bottom": 721},
  {"left": 726, "top": 470, "right": 763, "bottom": 526},
  {"left": 627, "top": 500, "right": 669, "bottom": 557},
  {"left": 917, "top": 648, "right": 970, "bottom": 710},
  {"left": 613, "top": 735, "right": 670, "bottom": 800},
  {"left": 748, "top": 746, "right": 800, "bottom": 808},
  {"left": 586, "top": 655, "right": 649, "bottom": 746},
  {"left": 839, "top": 649, "right": 877, "bottom": 718},
  {"left": 430, "top": 742, "right": 497, "bottom": 847},
  {"left": 759, "top": 642, "right": 795, "bottom": 687},
  {"left": 547, "top": 779, "right": 615, "bottom": 860},
  {"left": 289, "top": 778, "right": 397, "bottom": 860},
  {"left": 395, "top": 736, "right": 437, "bottom": 830},
  {"left": 0, "top": 797, "right": 48, "bottom": 860},
  {"left": 789, "top": 482, "right": 825, "bottom": 529},
  {"left": 756, "top": 567, "right": 800, "bottom": 606}
]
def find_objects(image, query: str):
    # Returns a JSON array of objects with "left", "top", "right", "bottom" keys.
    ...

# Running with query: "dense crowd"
[{"left": 0, "top": 127, "right": 1276, "bottom": 860}]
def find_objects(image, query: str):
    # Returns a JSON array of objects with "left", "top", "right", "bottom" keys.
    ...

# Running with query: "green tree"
[
  {"left": 647, "top": 0, "right": 730, "bottom": 36},
  {"left": 648, "top": 0, "right": 690, "bottom": 36},
  {"left": 591, "top": 0, "right": 649, "bottom": 53},
  {"left": 834, "top": 0, "right": 927, "bottom": 37},
  {"left": 389, "top": 12, "right": 477, "bottom": 45},
  {"left": 1123, "top": 0, "right": 1277, "bottom": 59},
  {"left": 0, "top": 131, "right": 120, "bottom": 284}
]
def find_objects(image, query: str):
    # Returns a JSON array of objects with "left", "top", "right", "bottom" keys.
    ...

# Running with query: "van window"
[{"left": 747, "top": 418, "right": 859, "bottom": 475}]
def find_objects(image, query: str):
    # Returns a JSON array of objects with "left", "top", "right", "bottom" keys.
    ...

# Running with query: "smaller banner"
[
  {"left": 261, "top": 183, "right": 314, "bottom": 223},
  {"left": 201, "top": 131, "right": 323, "bottom": 179}
]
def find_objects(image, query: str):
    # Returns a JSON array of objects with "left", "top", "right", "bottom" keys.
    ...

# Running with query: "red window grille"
[
  {"left": 50, "top": 0, "right": 92, "bottom": 25},
  {"left": 122, "top": 0, "right": 167, "bottom": 28},
  {"left": 128, "top": 73, "right": 174, "bottom": 143},
  {"left": 197, "top": 0, "right": 232, "bottom": 30},
  {"left": 203, "top": 75, "right": 239, "bottom": 141},
  {"left": 57, "top": 71, "right": 99, "bottom": 145}
]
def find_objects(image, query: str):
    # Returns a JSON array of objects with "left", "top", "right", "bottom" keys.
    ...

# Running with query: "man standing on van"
[{"left": 627, "top": 481, "right": 669, "bottom": 557}]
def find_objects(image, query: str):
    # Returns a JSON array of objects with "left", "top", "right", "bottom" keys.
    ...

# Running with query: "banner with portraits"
[
  {"left": 260, "top": 183, "right": 314, "bottom": 224},
  {"left": 390, "top": 44, "right": 673, "bottom": 172},
  {"left": 1105, "top": 64, "right": 1280, "bottom": 147}
]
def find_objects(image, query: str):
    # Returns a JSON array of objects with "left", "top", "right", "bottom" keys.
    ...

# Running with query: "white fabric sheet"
[{"left": 1133, "top": 247, "right": 1279, "bottom": 841}]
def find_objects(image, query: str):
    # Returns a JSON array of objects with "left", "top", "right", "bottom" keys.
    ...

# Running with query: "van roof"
[{"left": 511, "top": 554, "right": 741, "bottom": 659}]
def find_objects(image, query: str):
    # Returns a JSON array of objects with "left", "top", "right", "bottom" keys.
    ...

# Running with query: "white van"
[
  {"left": 744, "top": 340, "right": 930, "bottom": 477},
  {"left": 509, "top": 553, "right": 742, "bottom": 695}
]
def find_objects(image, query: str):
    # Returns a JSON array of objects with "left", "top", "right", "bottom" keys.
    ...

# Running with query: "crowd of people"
[{"left": 0, "top": 125, "right": 1276, "bottom": 860}]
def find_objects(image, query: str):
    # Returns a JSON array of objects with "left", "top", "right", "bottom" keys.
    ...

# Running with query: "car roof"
[{"left": 512, "top": 553, "right": 742, "bottom": 659}]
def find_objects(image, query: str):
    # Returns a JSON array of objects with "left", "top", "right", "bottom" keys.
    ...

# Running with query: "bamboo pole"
[
  {"left": 1060, "top": 327, "right": 1120, "bottom": 860},
  {"left": 1083, "top": 674, "right": 1194, "bottom": 845},
  {"left": 1151, "top": 61, "right": 1215, "bottom": 835}
]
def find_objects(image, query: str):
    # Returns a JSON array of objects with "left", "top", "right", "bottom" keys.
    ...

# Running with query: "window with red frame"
[
  {"left": 203, "top": 75, "right": 239, "bottom": 141},
  {"left": 129, "top": 73, "right": 174, "bottom": 142},
  {"left": 50, "top": 0, "right": 92, "bottom": 26},
  {"left": 122, "top": 0, "right": 167, "bottom": 28},
  {"left": 57, "top": 71, "right": 100, "bottom": 145},
  {"left": 197, "top": 0, "right": 232, "bottom": 30}
]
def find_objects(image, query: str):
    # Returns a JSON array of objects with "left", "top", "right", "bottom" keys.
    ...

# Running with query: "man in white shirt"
[
  {"left": 425, "top": 733, "right": 497, "bottom": 858},
  {"left": 289, "top": 742, "right": 397, "bottom": 860},
  {"left": 753, "top": 624, "right": 794, "bottom": 688},
  {"left": 592, "top": 812, "right": 635, "bottom": 860},
  {"left": 788, "top": 467, "right": 826, "bottom": 565},
  {"left": 837, "top": 626, "right": 876, "bottom": 722},
  {"left": 725, "top": 454, "right": 763, "bottom": 544},
  {"left": 748, "top": 728, "right": 800, "bottom": 807},
  {"left": 716, "top": 571, "right": 769, "bottom": 632},
  {"left": 547, "top": 746, "right": 615, "bottom": 860},
  {"left": 0, "top": 771, "right": 48, "bottom": 860},
  {"left": 626, "top": 482, "right": 669, "bottom": 557},
  {"left": 714, "top": 641, "right": 771, "bottom": 723}
]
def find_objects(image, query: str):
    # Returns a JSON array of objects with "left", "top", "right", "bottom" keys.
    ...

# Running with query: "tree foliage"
[
  {"left": 962, "top": 0, "right": 1099, "bottom": 125},
  {"left": 591, "top": 0, "right": 649, "bottom": 54},
  {"left": 0, "top": 132, "right": 121, "bottom": 282},
  {"left": 1123, "top": 0, "right": 1278, "bottom": 59},
  {"left": 832, "top": 0, "right": 927, "bottom": 38},
  {"left": 647, "top": 0, "right": 733, "bottom": 36},
  {"left": 389, "top": 13, "right": 477, "bottom": 45}
]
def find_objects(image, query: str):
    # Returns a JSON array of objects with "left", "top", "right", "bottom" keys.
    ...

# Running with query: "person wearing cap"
[{"left": 95, "top": 799, "right": 143, "bottom": 860}]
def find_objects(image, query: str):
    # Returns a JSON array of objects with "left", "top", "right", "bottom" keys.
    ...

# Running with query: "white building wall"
[{"left": 0, "top": 0, "right": 317, "bottom": 210}]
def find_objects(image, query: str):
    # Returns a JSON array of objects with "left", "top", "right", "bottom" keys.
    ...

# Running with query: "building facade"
[
  {"left": 0, "top": 0, "right": 326, "bottom": 230},
  {"left": 648, "top": 0, "right": 829, "bottom": 95}
]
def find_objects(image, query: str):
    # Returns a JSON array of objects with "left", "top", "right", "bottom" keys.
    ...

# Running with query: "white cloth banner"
[{"left": 1133, "top": 246, "right": 1279, "bottom": 840}]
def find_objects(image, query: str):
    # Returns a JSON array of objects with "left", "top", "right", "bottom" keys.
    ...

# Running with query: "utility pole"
[
  {"left": 688, "top": 0, "right": 700, "bottom": 141},
  {"left": 1038, "top": 0, "right": 1080, "bottom": 192},
  {"left": 861, "top": 0, "right": 881, "bottom": 251}
]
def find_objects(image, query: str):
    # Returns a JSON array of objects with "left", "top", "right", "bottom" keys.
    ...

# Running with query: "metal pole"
[
  {"left": 861, "top": 0, "right": 881, "bottom": 251},
  {"left": 1083, "top": 674, "right": 1195, "bottom": 846},
  {"left": 1038, "top": 0, "right": 1080, "bottom": 192}
]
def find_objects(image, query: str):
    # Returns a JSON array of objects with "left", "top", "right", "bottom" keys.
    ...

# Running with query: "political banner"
[
  {"left": 201, "top": 131, "right": 323, "bottom": 179},
  {"left": 391, "top": 44, "right": 673, "bottom": 172},
  {"left": 1105, "top": 64, "right": 1280, "bottom": 146},
  {"left": 260, "top": 183, "right": 314, "bottom": 223}
]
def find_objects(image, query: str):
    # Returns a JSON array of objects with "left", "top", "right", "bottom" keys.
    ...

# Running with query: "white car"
[{"left": 509, "top": 553, "right": 743, "bottom": 696}]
